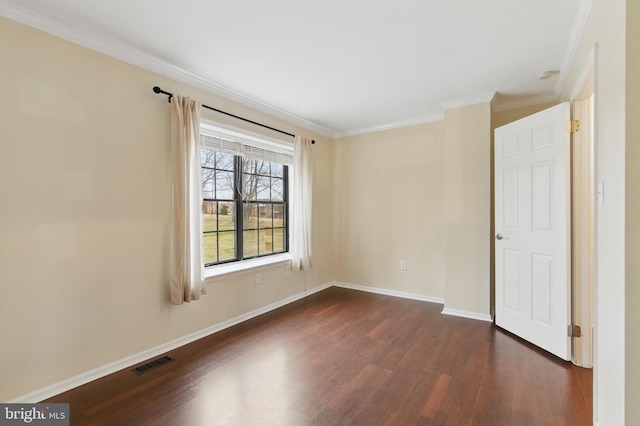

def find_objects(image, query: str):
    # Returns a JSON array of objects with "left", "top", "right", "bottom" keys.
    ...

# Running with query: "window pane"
[
  {"left": 271, "top": 163, "right": 283, "bottom": 177},
  {"left": 218, "top": 202, "right": 235, "bottom": 231},
  {"left": 243, "top": 202, "right": 258, "bottom": 230},
  {"left": 216, "top": 152, "right": 234, "bottom": 170},
  {"left": 242, "top": 173, "right": 257, "bottom": 200},
  {"left": 259, "top": 229, "right": 274, "bottom": 255},
  {"left": 255, "top": 160, "right": 269, "bottom": 175},
  {"left": 202, "top": 170, "right": 214, "bottom": 199},
  {"left": 201, "top": 149, "right": 215, "bottom": 168},
  {"left": 243, "top": 158, "right": 257, "bottom": 174},
  {"left": 256, "top": 176, "right": 270, "bottom": 200},
  {"left": 273, "top": 228, "right": 285, "bottom": 252},
  {"left": 201, "top": 147, "right": 288, "bottom": 266},
  {"left": 243, "top": 158, "right": 269, "bottom": 175},
  {"left": 203, "top": 233, "right": 218, "bottom": 264},
  {"left": 243, "top": 230, "right": 258, "bottom": 257},
  {"left": 203, "top": 201, "right": 217, "bottom": 232},
  {"left": 259, "top": 204, "right": 273, "bottom": 228},
  {"left": 273, "top": 204, "right": 285, "bottom": 228},
  {"left": 272, "top": 178, "right": 283, "bottom": 201},
  {"left": 218, "top": 231, "right": 236, "bottom": 262},
  {"left": 215, "top": 170, "right": 234, "bottom": 199}
]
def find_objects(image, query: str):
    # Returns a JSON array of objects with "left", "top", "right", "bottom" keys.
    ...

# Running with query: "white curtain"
[
  {"left": 291, "top": 136, "right": 313, "bottom": 271},
  {"left": 169, "top": 95, "right": 205, "bottom": 304}
]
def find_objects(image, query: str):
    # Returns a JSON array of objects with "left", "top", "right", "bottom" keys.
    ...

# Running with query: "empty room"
[{"left": 0, "top": 0, "right": 638, "bottom": 425}]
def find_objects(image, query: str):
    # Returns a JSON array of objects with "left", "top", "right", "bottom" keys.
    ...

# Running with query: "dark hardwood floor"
[{"left": 46, "top": 287, "right": 592, "bottom": 425}]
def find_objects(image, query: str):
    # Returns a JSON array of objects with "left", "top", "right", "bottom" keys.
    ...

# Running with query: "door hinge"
[
  {"left": 567, "top": 119, "right": 581, "bottom": 133},
  {"left": 568, "top": 324, "right": 582, "bottom": 337}
]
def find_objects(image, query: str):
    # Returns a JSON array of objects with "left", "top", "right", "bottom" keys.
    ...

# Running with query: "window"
[{"left": 200, "top": 123, "right": 292, "bottom": 268}]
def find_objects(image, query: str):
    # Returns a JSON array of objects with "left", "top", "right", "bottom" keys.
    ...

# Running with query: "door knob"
[{"left": 496, "top": 233, "right": 507, "bottom": 240}]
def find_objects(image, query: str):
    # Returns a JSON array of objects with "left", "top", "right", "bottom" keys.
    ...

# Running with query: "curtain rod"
[{"left": 152, "top": 86, "right": 315, "bottom": 144}]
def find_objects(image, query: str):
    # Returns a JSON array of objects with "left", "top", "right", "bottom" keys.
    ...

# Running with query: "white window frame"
[{"left": 200, "top": 121, "right": 294, "bottom": 280}]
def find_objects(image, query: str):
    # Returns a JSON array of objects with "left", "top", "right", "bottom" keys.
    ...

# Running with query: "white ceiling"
[{"left": 0, "top": 0, "right": 591, "bottom": 137}]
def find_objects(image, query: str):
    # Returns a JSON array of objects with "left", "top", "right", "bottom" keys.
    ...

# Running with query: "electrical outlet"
[
  {"left": 400, "top": 260, "right": 407, "bottom": 271},
  {"left": 255, "top": 273, "right": 261, "bottom": 284}
]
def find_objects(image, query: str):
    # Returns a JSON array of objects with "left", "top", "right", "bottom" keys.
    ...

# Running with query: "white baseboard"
[
  {"left": 12, "top": 281, "right": 492, "bottom": 402},
  {"left": 9, "top": 282, "right": 333, "bottom": 403},
  {"left": 441, "top": 307, "right": 493, "bottom": 323},
  {"left": 334, "top": 282, "right": 444, "bottom": 305},
  {"left": 333, "top": 282, "right": 492, "bottom": 324},
  {"left": 305, "top": 282, "right": 333, "bottom": 297}
]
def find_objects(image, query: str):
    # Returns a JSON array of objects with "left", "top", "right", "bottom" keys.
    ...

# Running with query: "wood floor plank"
[
  {"left": 437, "top": 367, "right": 484, "bottom": 424},
  {"left": 421, "top": 373, "right": 451, "bottom": 419},
  {"left": 367, "top": 370, "right": 423, "bottom": 414},
  {"left": 44, "top": 287, "right": 592, "bottom": 425},
  {"left": 389, "top": 370, "right": 441, "bottom": 425}
]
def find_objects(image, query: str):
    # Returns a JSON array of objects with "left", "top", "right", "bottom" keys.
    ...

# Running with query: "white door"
[{"left": 494, "top": 102, "right": 571, "bottom": 360}]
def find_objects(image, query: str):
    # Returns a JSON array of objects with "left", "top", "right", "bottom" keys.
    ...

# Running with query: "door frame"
[
  {"left": 570, "top": 46, "right": 597, "bottom": 424},
  {"left": 571, "top": 54, "right": 595, "bottom": 369}
]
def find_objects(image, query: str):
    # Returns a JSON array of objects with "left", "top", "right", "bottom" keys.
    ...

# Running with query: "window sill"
[{"left": 204, "top": 253, "right": 292, "bottom": 282}]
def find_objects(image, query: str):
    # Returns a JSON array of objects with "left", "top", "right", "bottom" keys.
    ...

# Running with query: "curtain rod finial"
[{"left": 153, "top": 86, "right": 172, "bottom": 102}]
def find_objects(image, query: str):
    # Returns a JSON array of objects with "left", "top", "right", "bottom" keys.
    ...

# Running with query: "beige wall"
[
  {"left": 626, "top": 0, "right": 640, "bottom": 423},
  {"left": 558, "top": 0, "right": 627, "bottom": 423},
  {"left": 442, "top": 102, "right": 491, "bottom": 317},
  {"left": 332, "top": 122, "right": 445, "bottom": 298},
  {"left": 332, "top": 101, "right": 492, "bottom": 320},
  {"left": 2, "top": 1, "right": 636, "bottom": 417},
  {"left": 0, "top": 17, "right": 332, "bottom": 402}
]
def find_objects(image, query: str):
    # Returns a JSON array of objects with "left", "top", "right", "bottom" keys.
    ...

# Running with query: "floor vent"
[{"left": 132, "top": 355, "right": 175, "bottom": 375}]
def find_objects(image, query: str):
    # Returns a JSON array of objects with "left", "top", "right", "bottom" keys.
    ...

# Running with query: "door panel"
[{"left": 495, "top": 102, "right": 571, "bottom": 360}]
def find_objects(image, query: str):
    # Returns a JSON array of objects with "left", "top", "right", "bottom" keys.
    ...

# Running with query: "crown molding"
[
  {"left": 553, "top": 0, "right": 595, "bottom": 97},
  {"left": 492, "top": 0, "right": 594, "bottom": 112},
  {"left": 440, "top": 91, "right": 496, "bottom": 110},
  {"left": 332, "top": 111, "right": 444, "bottom": 139},
  {"left": 571, "top": 46, "right": 595, "bottom": 100},
  {"left": 0, "top": 0, "right": 595, "bottom": 140},
  {"left": 0, "top": 1, "right": 335, "bottom": 138}
]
